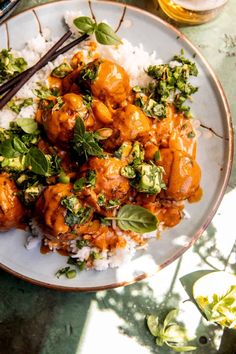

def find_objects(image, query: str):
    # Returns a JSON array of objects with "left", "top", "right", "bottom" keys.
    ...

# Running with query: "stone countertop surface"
[{"left": 0, "top": 1, "right": 236, "bottom": 354}]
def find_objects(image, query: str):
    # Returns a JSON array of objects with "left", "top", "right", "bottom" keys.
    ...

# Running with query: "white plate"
[{"left": 0, "top": 0, "right": 233, "bottom": 291}]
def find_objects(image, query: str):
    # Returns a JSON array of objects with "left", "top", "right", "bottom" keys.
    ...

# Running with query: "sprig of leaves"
[
  {"left": 147, "top": 309, "right": 197, "bottom": 352},
  {"left": 73, "top": 117, "right": 104, "bottom": 159},
  {"left": 73, "top": 16, "right": 122, "bottom": 46}
]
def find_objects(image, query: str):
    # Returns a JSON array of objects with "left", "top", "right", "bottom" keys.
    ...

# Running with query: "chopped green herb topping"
[
  {"left": 74, "top": 170, "right": 96, "bottom": 191},
  {"left": 8, "top": 98, "right": 33, "bottom": 114},
  {"left": 0, "top": 49, "right": 27, "bottom": 84},
  {"left": 55, "top": 266, "right": 76, "bottom": 279},
  {"left": 51, "top": 61, "right": 73, "bottom": 78},
  {"left": 133, "top": 51, "right": 198, "bottom": 119}
]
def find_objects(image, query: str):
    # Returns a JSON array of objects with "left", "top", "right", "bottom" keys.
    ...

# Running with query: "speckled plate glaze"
[
  {"left": 0, "top": 0, "right": 233, "bottom": 291},
  {"left": 0, "top": 0, "right": 21, "bottom": 24}
]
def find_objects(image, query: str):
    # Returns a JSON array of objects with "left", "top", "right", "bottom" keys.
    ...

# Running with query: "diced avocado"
[
  {"left": 0, "top": 155, "right": 26, "bottom": 171},
  {"left": 136, "top": 163, "right": 165, "bottom": 194},
  {"left": 121, "top": 165, "right": 136, "bottom": 179},
  {"left": 129, "top": 141, "right": 144, "bottom": 166},
  {"left": 114, "top": 141, "right": 132, "bottom": 159}
]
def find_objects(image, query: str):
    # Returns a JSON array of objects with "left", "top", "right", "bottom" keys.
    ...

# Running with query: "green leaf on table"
[
  {"left": 163, "top": 308, "right": 179, "bottom": 330},
  {"left": 16, "top": 118, "right": 38, "bottom": 134},
  {"left": 167, "top": 343, "right": 197, "bottom": 352},
  {"left": 95, "top": 23, "right": 122, "bottom": 45},
  {"left": 147, "top": 315, "right": 159, "bottom": 337},
  {"left": 146, "top": 308, "right": 197, "bottom": 352},
  {"left": 164, "top": 324, "right": 188, "bottom": 343},
  {"left": 25, "top": 147, "right": 50, "bottom": 176},
  {"left": 107, "top": 205, "right": 158, "bottom": 234}
]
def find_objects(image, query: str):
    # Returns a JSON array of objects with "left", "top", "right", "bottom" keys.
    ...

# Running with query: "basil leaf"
[
  {"left": 0, "top": 139, "right": 19, "bottom": 158},
  {"left": 95, "top": 23, "right": 122, "bottom": 45},
  {"left": 16, "top": 118, "right": 38, "bottom": 134},
  {"left": 25, "top": 147, "right": 50, "bottom": 176},
  {"left": 13, "top": 136, "right": 29, "bottom": 154},
  {"left": 108, "top": 205, "right": 157, "bottom": 234},
  {"left": 73, "top": 16, "right": 96, "bottom": 35}
]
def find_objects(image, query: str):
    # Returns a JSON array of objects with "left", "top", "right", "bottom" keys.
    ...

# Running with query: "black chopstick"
[
  {"left": 0, "top": 33, "right": 89, "bottom": 96},
  {"left": 0, "top": 29, "right": 72, "bottom": 110}
]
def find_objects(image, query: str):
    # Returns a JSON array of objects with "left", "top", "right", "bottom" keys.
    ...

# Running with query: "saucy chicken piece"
[
  {"left": 105, "top": 104, "right": 151, "bottom": 150},
  {"left": 77, "top": 220, "right": 126, "bottom": 251},
  {"left": 157, "top": 149, "right": 201, "bottom": 201},
  {"left": 155, "top": 106, "right": 197, "bottom": 158},
  {"left": 0, "top": 173, "right": 24, "bottom": 231},
  {"left": 36, "top": 93, "right": 87, "bottom": 147},
  {"left": 91, "top": 59, "right": 130, "bottom": 106},
  {"left": 79, "top": 157, "right": 130, "bottom": 209},
  {"left": 36, "top": 183, "right": 73, "bottom": 236}
]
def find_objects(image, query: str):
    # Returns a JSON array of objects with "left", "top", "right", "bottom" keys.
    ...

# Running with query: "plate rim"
[{"left": 0, "top": 0, "right": 234, "bottom": 292}]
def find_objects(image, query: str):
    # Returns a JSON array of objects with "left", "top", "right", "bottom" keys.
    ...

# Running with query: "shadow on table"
[{"left": 0, "top": 222, "right": 235, "bottom": 354}]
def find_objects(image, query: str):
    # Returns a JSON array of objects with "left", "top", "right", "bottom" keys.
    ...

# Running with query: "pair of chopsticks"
[{"left": 0, "top": 30, "right": 89, "bottom": 110}]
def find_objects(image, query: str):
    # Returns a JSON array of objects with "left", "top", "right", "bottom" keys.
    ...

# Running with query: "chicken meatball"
[
  {"left": 0, "top": 173, "right": 24, "bottom": 231},
  {"left": 91, "top": 59, "right": 130, "bottom": 106},
  {"left": 36, "top": 93, "right": 87, "bottom": 147},
  {"left": 79, "top": 157, "right": 130, "bottom": 209},
  {"left": 105, "top": 104, "right": 151, "bottom": 150},
  {"left": 157, "top": 149, "right": 201, "bottom": 201},
  {"left": 36, "top": 183, "right": 73, "bottom": 236}
]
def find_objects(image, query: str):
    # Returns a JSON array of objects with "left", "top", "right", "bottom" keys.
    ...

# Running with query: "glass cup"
[{"left": 158, "top": 0, "right": 228, "bottom": 25}]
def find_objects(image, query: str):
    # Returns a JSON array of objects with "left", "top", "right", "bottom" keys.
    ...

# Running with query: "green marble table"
[{"left": 0, "top": 1, "right": 236, "bottom": 354}]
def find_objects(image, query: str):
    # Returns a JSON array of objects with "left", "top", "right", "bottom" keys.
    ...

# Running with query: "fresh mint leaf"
[
  {"left": 13, "top": 136, "right": 29, "bottom": 154},
  {"left": 0, "top": 139, "right": 19, "bottom": 158},
  {"left": 73, "top": 117, "right": 104, "bottom": 159}
]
